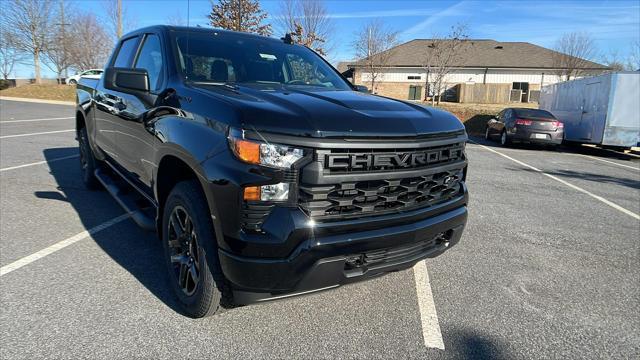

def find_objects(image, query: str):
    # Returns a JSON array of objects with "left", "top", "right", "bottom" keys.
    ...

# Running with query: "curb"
[{"left": 0, "top": 96, "right": 74, "bottom": 106}]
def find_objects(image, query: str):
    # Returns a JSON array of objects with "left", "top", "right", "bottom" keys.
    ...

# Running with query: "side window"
[
  {"left": 135, "top": 34, "right": 163, "bottom": 91},
  {"left": 113, "top": 37, "right": 139, "bottom": 68},
  {"left": 504, "top": 110, "right": 512, "bottom": 120}
]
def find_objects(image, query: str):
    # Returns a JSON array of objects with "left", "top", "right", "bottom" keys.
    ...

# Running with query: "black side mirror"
[
  {"left": 354, "top": 85, "right": 369, "bottom": 93},
  {"left": 104, "top": 67, "right": 150, "bottom": 94}
]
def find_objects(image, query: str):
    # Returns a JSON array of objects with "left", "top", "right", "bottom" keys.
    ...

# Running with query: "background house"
[{"left": 342, "top": 39, "right": 610, "bottom": 103}]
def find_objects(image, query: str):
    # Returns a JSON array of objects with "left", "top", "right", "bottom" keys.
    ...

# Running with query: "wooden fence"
[{"left": 456, "top": 83, "right": 512, "bottom": 103}]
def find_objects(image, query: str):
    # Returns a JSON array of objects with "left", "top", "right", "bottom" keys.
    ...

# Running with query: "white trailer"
[{"left": 539, "top": 72, "right": 640, "bottom": 149}]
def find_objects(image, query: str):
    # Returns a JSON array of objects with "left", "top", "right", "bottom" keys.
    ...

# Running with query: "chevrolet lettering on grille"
[{"left": 325, "top": 147, "right": 463, "bottom": 171}]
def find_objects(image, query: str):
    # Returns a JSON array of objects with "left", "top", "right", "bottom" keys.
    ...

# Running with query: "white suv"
[{"left": 66, "top": 69, "right": 103, "bottom": 85}]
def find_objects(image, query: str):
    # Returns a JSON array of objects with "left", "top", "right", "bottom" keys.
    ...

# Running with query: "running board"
[{"left": 94, "top": 168, "right": 156, "bottom": 231}]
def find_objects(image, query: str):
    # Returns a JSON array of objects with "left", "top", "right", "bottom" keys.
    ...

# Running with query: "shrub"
[{"left": 0, "top": 79, "right": 11, "bottom": 90}]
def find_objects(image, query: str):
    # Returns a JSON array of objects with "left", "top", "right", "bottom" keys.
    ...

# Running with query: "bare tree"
[
  {"left": 420, "top": 24, "right": 469, "bottom": 105},
  {"left": 103, "top": 0, "right": 137, "bottom": 42},
  {"left": 1, "top": 0, "right": 54, "bottom": 84},
  {"left": 628, "top": 40, "right": 640, "bottom": 71},
  {"left": 208, "top": 0, "right": 272, "bottom": 36},
  {"left": 601, "top": 49, "right": 626, "bottom": 72},
  {"left": 166, "top": 10, "right": 187, "bottom": 26},
  {"left": 552, "top": 32, "right": 598, "bottom": 81},
  {"left": 352, "top": 20, "right": 398, "bottom": 94},
  {"left": 0, "top": 30, "right": 27, "bottom": 80},
  {"left": 43, "top": 0, "right": 74, "bottom": 83},
  {"left": 276, "top": 0, "right": 333, "bottom": 56},
  {"left": 68, "top": 13, "right": 112, "bottom": 70}
]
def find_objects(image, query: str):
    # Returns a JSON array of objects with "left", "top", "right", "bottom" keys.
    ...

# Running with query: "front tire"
[
  {"left": 485, "top": 127, "right": 491, "bottom": 141},
  {"left": 78, "top": 127, "right": 100, "bottom": 190},
  {"left": 162, "top": 180, "right": 227, "bottom": 318},
  {"left": 68, "top": 79, "right": 77, "bottom": 85}
]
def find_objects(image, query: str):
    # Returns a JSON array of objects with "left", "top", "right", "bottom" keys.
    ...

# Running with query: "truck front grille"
[{"left": 299, "top": 168, "right": 463, "bottom": 219}]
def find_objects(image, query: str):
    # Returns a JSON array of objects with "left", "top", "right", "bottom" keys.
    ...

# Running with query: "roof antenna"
[
  {"left": 186, "top": 0, "right": 190, "bottom": 81},
  {"left": 281, "top": 33, "right": 294, "bottom": 44}
]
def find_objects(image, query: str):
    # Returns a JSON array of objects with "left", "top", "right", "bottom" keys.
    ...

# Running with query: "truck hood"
[{"left": 196, "top": 84, "right": 465, "bottom": 138}]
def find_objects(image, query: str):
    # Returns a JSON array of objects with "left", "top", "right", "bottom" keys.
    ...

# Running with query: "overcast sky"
[{"left": 11, "top": 0, "right": 640, "bottom": 78}]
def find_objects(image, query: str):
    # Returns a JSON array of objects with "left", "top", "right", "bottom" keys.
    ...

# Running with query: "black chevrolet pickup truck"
[{"left": 76, "top": 25, "right": 469, "bottom": 318}]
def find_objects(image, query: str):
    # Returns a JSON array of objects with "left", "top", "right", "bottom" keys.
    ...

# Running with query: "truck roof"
[{"left": 122, "top": 25, "right": 284, "bottom": 44}]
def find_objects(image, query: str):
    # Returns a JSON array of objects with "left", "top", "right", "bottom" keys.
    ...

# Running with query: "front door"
[
  {"left": 93, "top": 35, "right": 141, "bottom": 162},
  {"left": 111, "top": 33, "right": 166, "bottom": 191}
]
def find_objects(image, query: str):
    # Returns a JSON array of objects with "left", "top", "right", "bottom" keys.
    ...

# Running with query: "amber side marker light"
[{"left": 243, "top": 186, "right": 261, "bottom": 201}]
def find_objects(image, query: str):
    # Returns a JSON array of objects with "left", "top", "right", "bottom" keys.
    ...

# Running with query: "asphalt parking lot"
[{"left": 1, "top": 98, "right": 639, "bottom": 359}]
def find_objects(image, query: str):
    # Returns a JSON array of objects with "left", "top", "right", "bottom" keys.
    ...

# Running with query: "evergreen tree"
[{"left": 208, "top": 0, "right": 272, "bottom": 36}]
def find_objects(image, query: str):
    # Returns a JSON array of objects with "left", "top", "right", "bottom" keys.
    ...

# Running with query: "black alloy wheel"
[
  {"left": 167, "top": 205, "right": 201, "bottom": 296},
  {"left": 162, "top": 180, "right": 228, "bottom": 317}
]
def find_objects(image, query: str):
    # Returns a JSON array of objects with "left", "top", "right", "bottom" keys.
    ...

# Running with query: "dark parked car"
[
  {"left": 485, "top": 108, "right": 564, "bottom": 146},
  {"left": 75, "top": 25, "right": 469, "bottom": 317}
]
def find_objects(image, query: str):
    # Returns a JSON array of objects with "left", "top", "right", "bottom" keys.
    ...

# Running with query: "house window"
[
  {"left": 512, "top": 82, "right": 529, "bottom": 91},
  {"left": 408, "top": 85, "right": 422, "bottom": 100},
  {"left": 408, "top": 75, "right": 421, "bottom": 80}
]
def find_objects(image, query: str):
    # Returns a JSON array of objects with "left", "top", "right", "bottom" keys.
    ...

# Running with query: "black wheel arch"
[{"left": 154, "top": 152, "right": 224, "bottom": 250}]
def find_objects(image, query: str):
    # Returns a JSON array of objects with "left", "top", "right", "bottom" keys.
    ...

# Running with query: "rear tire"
[
  {"left": 68, "top": 79, "right": 77, "bottom": 85},
  {"left": 500, "top": 130, "right": 511, "bottom": 147},
  {"left": 78, "top": 127, "right": 101, "bottom": 190},
  {"left": 162, "top": 180, "right": 228, "bottom": 318},
  {"left": 485, "top": 127, "right": 491, "bottom": 141}
]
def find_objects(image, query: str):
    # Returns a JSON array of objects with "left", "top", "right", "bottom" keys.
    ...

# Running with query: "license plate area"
[{"left": 531, "top": 133, "right": 550, "bottom": 139}]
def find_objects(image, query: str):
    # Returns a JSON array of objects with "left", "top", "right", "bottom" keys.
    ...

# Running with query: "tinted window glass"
[
  {"left": 113, "top": 37, "right": 139, "bottom": 68},
  {"left": 514, "top": 109, "right": 555, "bottom": 119},
  {"left": 503, "top": 110, "right": 512, "bottom": 120},
  {"left": 174, "top": 32, "right": 350, "bottom": 90},
  {"left": 135, "top": 34, "right": 163, "bottom": 91}
]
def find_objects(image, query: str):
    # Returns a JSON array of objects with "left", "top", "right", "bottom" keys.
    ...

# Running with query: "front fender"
[{"left": 152, "top": 115, "right": 230, "bottom": 248}]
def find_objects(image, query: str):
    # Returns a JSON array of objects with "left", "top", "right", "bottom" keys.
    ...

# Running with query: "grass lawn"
[
  {"left": 432, "top": 102, "right": 538, "bottom": 136},
  {"left": 0, "top": 84, "right": 75, "bottom": 102}
]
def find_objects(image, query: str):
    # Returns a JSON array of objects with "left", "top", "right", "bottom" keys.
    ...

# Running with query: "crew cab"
[{"left": 75, "top": 26, "right": 469, "bottom": 318}]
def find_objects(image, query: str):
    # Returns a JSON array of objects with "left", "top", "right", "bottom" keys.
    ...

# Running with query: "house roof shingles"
[{"left": 350, "top": 39, "right": 608, "bottom": 70}]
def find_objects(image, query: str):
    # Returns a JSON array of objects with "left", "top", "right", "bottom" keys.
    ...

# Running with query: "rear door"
[{"left": 498, "top": 109, "right": 512, "bottom": 131}]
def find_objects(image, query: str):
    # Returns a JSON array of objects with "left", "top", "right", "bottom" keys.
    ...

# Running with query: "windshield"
[
  {"left": 173, "top": 31, "right": 351, "bottom": 90},
  {"left": 514, "top": 109, "right": 555, "bottom": 119}
]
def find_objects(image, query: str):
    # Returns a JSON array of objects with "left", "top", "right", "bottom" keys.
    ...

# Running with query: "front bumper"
[{"left": 219, "top": 187, "right": 468, "bottom": 304}]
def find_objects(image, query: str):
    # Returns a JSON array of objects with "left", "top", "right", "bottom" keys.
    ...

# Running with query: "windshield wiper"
[{"left": 190, "top": 81, "right": 239, "bottom": 90}]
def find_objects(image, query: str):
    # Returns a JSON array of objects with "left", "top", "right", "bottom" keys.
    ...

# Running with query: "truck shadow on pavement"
[
  {"left": 516, "top": 167, "right": 640, "bottom": 190},
  {"left": 446, "top": 328, "right": 510, "bottom": 360},
  {"left": 35, "top": 147, "right": 183, "bottom": 314}
]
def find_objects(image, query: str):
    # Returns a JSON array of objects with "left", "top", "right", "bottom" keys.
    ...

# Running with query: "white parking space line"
[
  {"left": 0, "top": 154, "right": 79, "bottom": 172},
  {"left": 0, "top": 129, "right": 74, "bottom": 139},
  {"left": 470, "top": 142, "right": 640, "bottom": 220},
  {"left": 0, "top": 117, "right": 74, "bottom": 123},
  {"left": 573, "top": 153, "right": 640, "bottom": 171},
  {"left": 413, "top": 260, "right": 445, "bottom": 350},
  {"left": 0, "top": 214, "right": 130, "bottom": 277}
]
